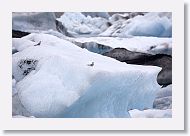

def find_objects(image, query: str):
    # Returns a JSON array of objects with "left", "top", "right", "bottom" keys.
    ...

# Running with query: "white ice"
[{"left": 12, "top": 33, "right": 161, "bottom": 118}]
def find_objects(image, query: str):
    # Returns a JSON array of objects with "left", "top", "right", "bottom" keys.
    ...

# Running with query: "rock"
[
  {"left": 14, "top": 59, "right": 38, "bottom": 81},
  {"left": 12, "top": 30, "right": 30, "bottom": 38},
  {"left": 55, "top": 20, "right": 68, "bottom": 35},
  {"left": 12, "top": 47, "right": 18, "bottom": 54},
  {"left": 103, "top": 48, "right": 172, "bottom": 86}
]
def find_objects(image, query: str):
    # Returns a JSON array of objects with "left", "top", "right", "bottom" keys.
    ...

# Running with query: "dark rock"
[
  {"left": 18, "top": 59, "right": 38, "bottom": 76},
  {"left": 103, "top": 48, "right": 172, "bottom": 86},
  {"left": 106, "top": 22, "right": 112, "bottom": 27},
  {"left": 55, "top": 20, "right": 69, "bottom": 36},
  {"left": 34, "top": 41, "right": 41, "bottom": 46},
  {"left": 12, "top": 30, "right": 30, "bottom": 38},
  {"left": 12, "top": 48, "right": 18, "bottom": 54}
]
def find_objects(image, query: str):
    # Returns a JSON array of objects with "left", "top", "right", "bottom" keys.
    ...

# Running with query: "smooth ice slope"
[{"left": 13, "top": 33, "right": 161, "bottom": 118}]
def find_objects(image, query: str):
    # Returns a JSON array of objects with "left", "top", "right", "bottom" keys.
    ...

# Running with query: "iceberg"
[
  {"left": 100, "top": 12, "right": 172, "bottom": 38},
  {"left": 57, "top": 12, "right": 109, "bottom": 36},
  {"left": 12, "top": 33, "right": 161, "bottom": 118}
]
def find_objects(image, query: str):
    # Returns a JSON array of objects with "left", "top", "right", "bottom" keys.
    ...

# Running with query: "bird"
[
  {"left": 34, "top": 41, "right": 41, "bottom": 46},
  {"left": 87, "top": 62, "right": 94, "bottom": 67}
]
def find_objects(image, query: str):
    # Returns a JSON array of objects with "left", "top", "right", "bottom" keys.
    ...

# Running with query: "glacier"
[{"left": 12, "top": 33, "right": 161, "bottom": 118}]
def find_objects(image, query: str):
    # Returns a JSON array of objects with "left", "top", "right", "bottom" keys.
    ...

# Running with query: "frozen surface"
[
  {"left": 12, "top": 33, "right": 161, "bottom": 118},
  {"left": 101, "top": 12, "right": 172, "bottom": 38},
  {"left": 67, "top": 36, "right": 172, "bottom": 55},
  {"left": 129, "top": 109, "right": 172, "bottom": 118}
]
